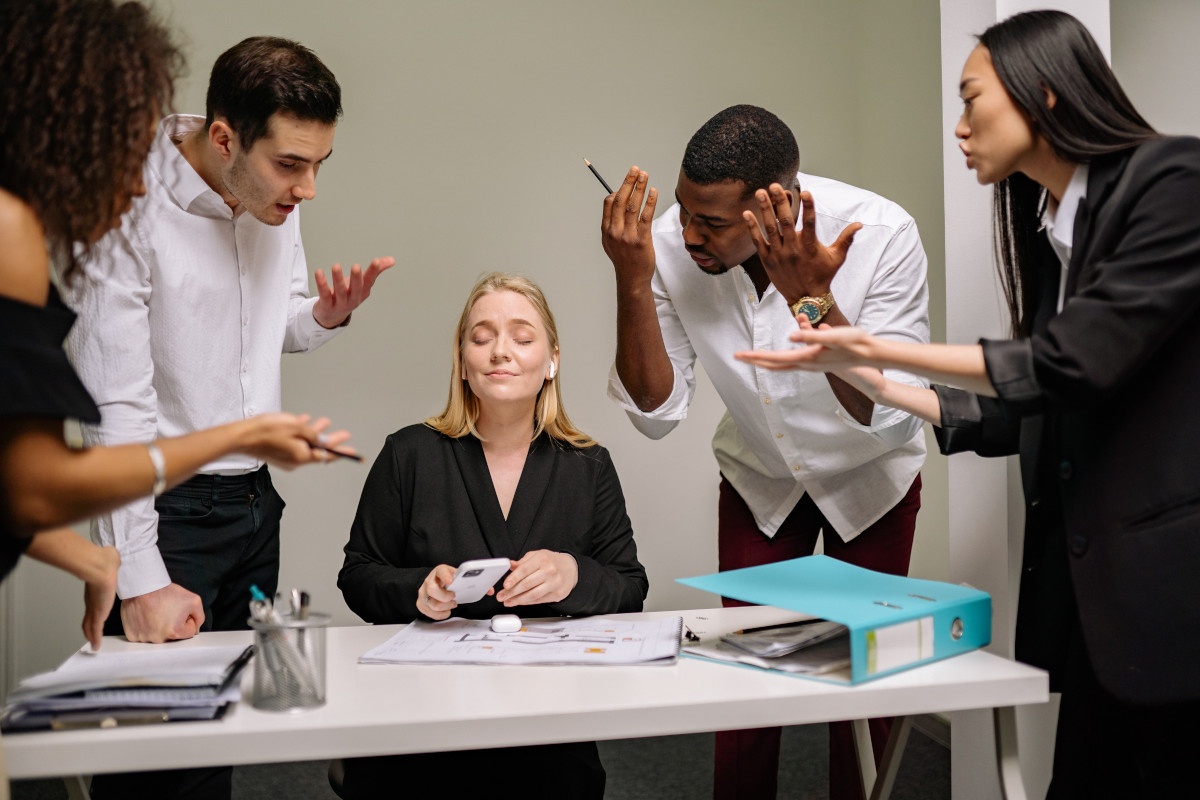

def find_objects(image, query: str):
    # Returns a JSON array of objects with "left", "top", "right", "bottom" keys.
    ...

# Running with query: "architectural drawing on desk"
[
  {"left": 458, "top": 624, "right": 618, "bottom": 647},
  {"left": 358, "top": 617, "right": 682, "bottom": 666}
]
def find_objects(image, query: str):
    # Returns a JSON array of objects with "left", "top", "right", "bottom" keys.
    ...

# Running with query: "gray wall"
[
  {"left": 4, "top": 0, "right": 949, "bottom": 688},
  {"left": 1112, "top": 0, "right": 1200, "bottom": 137}
]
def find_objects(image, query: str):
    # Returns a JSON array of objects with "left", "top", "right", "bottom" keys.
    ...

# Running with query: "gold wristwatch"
[{"left": 790, "top": 292, "right": 835, "bottom": 324}]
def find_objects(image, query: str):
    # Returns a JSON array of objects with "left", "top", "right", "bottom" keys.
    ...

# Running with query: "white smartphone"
[{"left": 446, "top": 557, "right": 511, "bottom": 604}]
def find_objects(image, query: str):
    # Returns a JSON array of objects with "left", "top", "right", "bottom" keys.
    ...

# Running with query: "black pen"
[
  {"left": 219, "top": 644, "right": 257, "bottom": 692},
  {"left": 583, "top": 157, "right": 614, "bottom": 194},
  {"left": 309, "top": 441, "right": 363, "bottom": 462}
]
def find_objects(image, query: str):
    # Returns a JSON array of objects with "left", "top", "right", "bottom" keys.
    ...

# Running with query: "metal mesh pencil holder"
[{"left": 247, "top": 612, "right": 330, "bottom": 712}]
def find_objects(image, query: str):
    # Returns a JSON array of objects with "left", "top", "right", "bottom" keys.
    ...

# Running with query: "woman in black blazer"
[
  {"left": 737, "top": 10, "right": 1199, "bottom": 798},
  {"left": 338, "top": 272, "right": 647, "bottom": 799}
]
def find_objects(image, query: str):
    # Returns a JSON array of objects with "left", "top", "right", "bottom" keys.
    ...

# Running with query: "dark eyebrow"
[
  {"left": 674, "top": 192, "right": 731, "bottom": 224},
  {"left": 278, "top": 148, "right": 334, "bottom": 164},
  {"left": 958, "top": 77, "right": 978, "bottom": 93}
]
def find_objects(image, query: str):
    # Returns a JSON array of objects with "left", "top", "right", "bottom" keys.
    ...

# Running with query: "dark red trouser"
[{"left": 713, "top": 474, "right": 922, "bottom": 800}]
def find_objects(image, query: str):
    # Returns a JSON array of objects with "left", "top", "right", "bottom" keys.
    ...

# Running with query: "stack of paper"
[
  {"left": 687, "top": 620, "right": 852, "bottom": 676},
  {"left": 1, "top": 644, "right": 252, "bottom": 732}
]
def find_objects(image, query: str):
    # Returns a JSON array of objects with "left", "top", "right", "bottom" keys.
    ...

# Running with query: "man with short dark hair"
[
  {"left": 600, "top": 105, "right": 929, "bottom": 800},
  {"left": 67, "top": 38, "right": 392, "bottom": 798}
]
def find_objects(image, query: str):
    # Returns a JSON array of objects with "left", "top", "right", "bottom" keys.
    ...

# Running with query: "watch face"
[{"left": 796, "top": 302, "right": 821, "bottom": 322}]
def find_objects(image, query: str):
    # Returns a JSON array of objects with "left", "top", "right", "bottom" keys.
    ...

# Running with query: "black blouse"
[
  {"left": 1, "top": 286, "right": 101, "bottom": 581},
  {"left": 339, "top": 424, "right": 648, "bottom": 624}
]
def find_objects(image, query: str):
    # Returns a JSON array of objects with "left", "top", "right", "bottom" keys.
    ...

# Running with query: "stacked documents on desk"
[
  {"left": 1, "top": 644, "right": 253, "bottom": 732},
  {"left": 360, "top": 616, "right": 682, "bottom": 666},
  {"left": 679, "top": 555, "right": 991, "bottom": 685},
  {"left": 694, "top": 619, "right": 853, "bottom": 676}
]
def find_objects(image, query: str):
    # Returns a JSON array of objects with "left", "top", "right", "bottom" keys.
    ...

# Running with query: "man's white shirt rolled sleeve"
[
  {"left": 283, "top": 226, "right": 341, "bottom": 352},
  {"left": 609, "top": 171, "right": 929, "bottom": 541},
  {"left": 65, "top": 114, "right": 341, "bottom": 597},
  {"left": 66, "top": 222, "right": 170, "bottom": 598},
  {"left": 606, "top": 267, "right": 698, "bottom": 439}
]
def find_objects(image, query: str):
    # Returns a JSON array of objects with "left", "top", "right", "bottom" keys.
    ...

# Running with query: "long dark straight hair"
[{"left": 979, "top": 10, "right": 1157, "bottom": 335}]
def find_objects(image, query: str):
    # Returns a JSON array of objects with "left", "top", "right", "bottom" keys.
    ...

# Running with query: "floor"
[{"left": 10, "top": 721, "right": 951, "bottom": 798}]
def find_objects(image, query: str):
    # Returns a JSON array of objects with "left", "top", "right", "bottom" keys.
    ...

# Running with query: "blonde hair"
[{"left": 425, "top": 272, "right": 596, "bottom": 448}]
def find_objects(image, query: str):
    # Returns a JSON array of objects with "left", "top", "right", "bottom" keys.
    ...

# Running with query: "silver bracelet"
[{"left": 146, "top": 443, "right": 167, "bottom": 497}]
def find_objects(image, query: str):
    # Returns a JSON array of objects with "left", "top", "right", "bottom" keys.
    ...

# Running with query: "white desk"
[{"left": 3, "top": 607, "right": 1048, "bottom": 799}]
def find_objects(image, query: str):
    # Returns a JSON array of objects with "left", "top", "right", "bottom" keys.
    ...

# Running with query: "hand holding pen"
[
  {"left": 310, "top": 433, "right": 362, "bottom": 462},
  {"left": 599, "top": 164, "right": 659, "bottom": 289},
  {"left": 233, "top": 413, "right": 359, "bottom": 467},
  {"left": 583, "top": 158, "right": 614, "bottom": 193}
]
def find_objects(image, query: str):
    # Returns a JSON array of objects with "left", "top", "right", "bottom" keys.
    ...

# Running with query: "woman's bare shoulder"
[{"left": 0, "top": 189, "right": 50, "bottom": 306}]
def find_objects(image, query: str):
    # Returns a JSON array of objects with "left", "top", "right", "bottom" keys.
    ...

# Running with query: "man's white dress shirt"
[
  {"left": 65, "top": 115, "right": 341, "bottom": 598},
  {"left": 609, "top": 171, "right": 929, "bottom": 541}
]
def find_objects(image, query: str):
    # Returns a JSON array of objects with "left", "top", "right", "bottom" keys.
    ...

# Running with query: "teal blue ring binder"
[{"left": 678, "top": 555, "right": 991, "bottom": 684}]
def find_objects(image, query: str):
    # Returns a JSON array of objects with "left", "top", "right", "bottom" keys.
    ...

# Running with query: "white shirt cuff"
[
  {"left": 116, "top": 547, "right": 172, "bottom": 599},
  {"left": 292, "top": 296, "right": 344, "bottom": 350},
  {"left": 605, "top": 364, "right": 690, "bottom": 421}
]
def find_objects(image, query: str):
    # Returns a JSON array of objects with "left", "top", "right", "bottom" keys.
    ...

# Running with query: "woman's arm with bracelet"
[
  {"left": 0, "top": 413, "right": 348, "bottom": 536},
  {"left": 830, "top": 366, "right": 944, "bottom": 426},
  {"left": 25, "top": 527, "right": 120, "bottom": 650},
  {"left": 735, "top": 320, "right": 995, "bottom": 397}
]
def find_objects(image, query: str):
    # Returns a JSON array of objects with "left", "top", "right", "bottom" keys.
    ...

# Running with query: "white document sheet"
[
  {"left": 360, "top": 617, "right": 682, "bottom": 666},
  {"left": 13, "top": 645, "right": 251, "bottom": 697}
]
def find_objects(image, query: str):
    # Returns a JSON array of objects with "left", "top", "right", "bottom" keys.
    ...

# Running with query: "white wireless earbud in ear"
[{"left": 548, "top": 363, "right": 557, "bottom": 379}]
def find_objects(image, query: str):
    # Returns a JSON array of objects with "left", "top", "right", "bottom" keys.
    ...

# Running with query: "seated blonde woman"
[{"left": 338, "top": 272, "right": 648, "bottom": 798}]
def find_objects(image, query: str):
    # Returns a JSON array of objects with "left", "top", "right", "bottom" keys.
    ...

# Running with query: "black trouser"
[
  {"left": 91, "top": 466, "right": 284, "bottom": 800},
  {"left": 1047, "top": 619, "right": 1200, "bottom": 799},
  {"left": 341, "top": 741, "right": 606, "bottom": 799}
]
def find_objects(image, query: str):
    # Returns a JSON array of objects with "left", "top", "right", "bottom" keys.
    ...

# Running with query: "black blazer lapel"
[
  {"left": 1064, "top": 152, "right": 1130, "bottom": 298},
  {"left": 450, "top": 434, "right": 515, "bottom": 558},
  {"left": 1063, "top": 197, "right": 1091, "bottom": 300},
  {"left": 504, "top": 434, "right": 554, "bottom": 552}
]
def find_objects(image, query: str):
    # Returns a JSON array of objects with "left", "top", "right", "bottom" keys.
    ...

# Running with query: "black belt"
[{"left": 164, "top": 464, "right": 270, "bottom": 501}]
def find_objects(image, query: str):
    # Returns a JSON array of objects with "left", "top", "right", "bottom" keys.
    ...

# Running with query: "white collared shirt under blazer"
[
  {"left": 608, "top": 171, "right": 929, "bottom": 541},
  {"left": 64, "top": 114, "right": 342, "bottom": 599}
]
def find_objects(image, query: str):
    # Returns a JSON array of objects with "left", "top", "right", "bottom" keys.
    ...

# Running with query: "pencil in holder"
[{"left": 247, "top": 612, "right": 330, "bottom": 712}]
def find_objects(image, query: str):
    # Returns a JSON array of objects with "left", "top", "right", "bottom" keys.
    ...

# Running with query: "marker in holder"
[{"left": 247, "top": 586, "right": 329, "bottom": 712}]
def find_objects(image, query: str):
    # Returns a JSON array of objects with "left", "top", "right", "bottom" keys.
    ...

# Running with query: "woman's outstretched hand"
[
  {"left": 735, "top": 318, "right": 880, "bottom": 372},
  {"left": 236, "top": 413, "right": 356, "bottom": 468}
]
